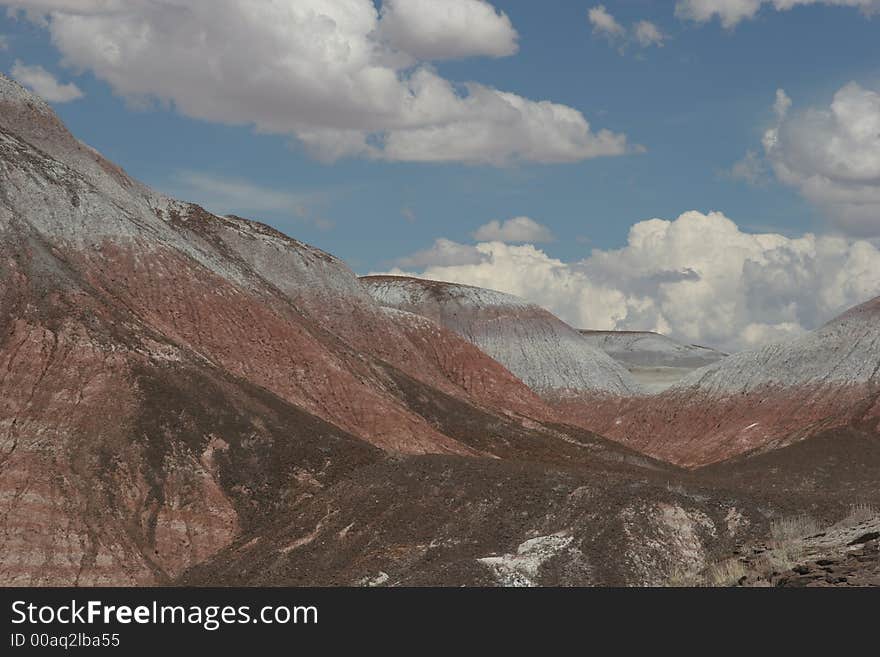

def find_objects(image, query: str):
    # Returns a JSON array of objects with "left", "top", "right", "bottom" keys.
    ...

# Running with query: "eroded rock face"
[
  {"left": 361, "top": 275, "right": 641, "bottom": 399},
  {"left": 0, "top": 246, "right": 380, "bottom": 584},
  {"left": 595, "top": 298, "right": 880, "bottom": 467},
  {"left": 0, "top": 73, "right": 568, "bottom": 584}
]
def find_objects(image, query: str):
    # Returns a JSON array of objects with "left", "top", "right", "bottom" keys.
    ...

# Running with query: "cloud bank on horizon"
[
  {"left": 4, "top": 1, "right": 880, "bottom": 351},
  {"left": 2, "top": 0, "right": 632, "bottom": 165},
  {"left": 379, "top": 210, "right": 880, "bottom": 352}
]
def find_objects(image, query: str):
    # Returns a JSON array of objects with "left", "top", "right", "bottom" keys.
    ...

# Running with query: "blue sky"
[{"left": 2, "top": 1, "right": 879, "bottom": 349}]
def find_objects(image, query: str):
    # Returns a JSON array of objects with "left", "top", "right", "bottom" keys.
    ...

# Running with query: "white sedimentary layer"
[
  {"left": 363, "top": 276, "right": 641, "bottom": 396},
  {"left": 579, "top": 331, "right": 726, "bottom": 368},
  {"left": 0, "top": 73, "right": 358, "bottom": 300},
  {"left": 673, "top": 296, "right": 880, "bottom": 395},
  {"left": 579, "top": 330, "right": 728, "bottom": 393}
]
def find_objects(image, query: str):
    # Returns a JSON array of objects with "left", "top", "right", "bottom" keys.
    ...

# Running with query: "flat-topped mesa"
[
  {"left": 579, "top": 329, "right": 728, "bottom": 393},
  {"left": 361, "top": 275, "right": 642, "bottom": 399},
  {"left": 597, "top": 294, "right": 880, "bottom": 467}
]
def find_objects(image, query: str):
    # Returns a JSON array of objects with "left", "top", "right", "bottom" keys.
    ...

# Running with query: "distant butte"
[{"left": 578, "top": 328, "right": 728, "bottom": 393}]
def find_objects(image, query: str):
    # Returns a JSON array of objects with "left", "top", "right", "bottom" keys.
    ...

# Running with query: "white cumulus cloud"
[
  {"left": 589, "top": 7, "right": 667, "bottom": 50},
  {"left": 378, "top": 0, "right": 518, "bottom": 60},
  {"left": 472, "top": 216, "right": 555, "bottom": 243},
  {"left": 378, "top": 210, "right": 880, "bottom": 352},
  {"left": 2, "top": 0, "right": 632, "bottom": 166},
  {"left": 395, "top": 238, "right": 487, "bottom": 268},
  {"left": 763, "top": 83, "right": 880, "bottom": 236},
  {"left": 676, "top": 0, "right": 880, "bottom": 28},
  {"left": 10, "top": 60, "right": 83, "bottom": 102},
  {"left": 588, "top": 5, "right": 626, "bottom": 40},
  {"left": 634, "top": 21, "right": 666, "bottom": 47}
]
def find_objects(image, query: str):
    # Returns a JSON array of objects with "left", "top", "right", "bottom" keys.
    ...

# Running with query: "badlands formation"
[{"left": 2, "top": 74, "right": 878, "bottom": 587}]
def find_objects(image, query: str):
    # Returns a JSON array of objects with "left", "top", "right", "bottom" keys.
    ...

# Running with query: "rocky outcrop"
[
  {"left": 746, "top": 517, "right": 880, "bottom": 587},
  {"left": 183, "top": 422, "right": 880, "bottom": 587}
]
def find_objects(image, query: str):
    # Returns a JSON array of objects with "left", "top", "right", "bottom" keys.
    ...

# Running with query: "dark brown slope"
[
  {"left": 181, "top": 453, "right": 756, "bottom": 587},
  {"left": 182, "top": 424, "right": 880, "bottom": 587},
  {"left": 693, "top": 428, "right": 880, "bottom": 587},
  {"left": 699, "top": 427, "right": 880, "bottom": 519}
]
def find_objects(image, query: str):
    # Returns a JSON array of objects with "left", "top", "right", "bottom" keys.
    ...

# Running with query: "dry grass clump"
[
  {"left": 842, "top": 503, "right": 878, "bottom": 526},
  {"left": 666, "top": 558, "right": 746, "bottom": 587},
  {"left": 665, "top": 569, "right": 695, "bottom": 587},
  {"left": 770, "top": 515, "right": 820, "bottom": 542},
  {"left": 667, "top": 507, "right": 878, "bottom": 588},
  {"left": 760, "top": 544, "right": 803, "bottom": 574},
  {"left": 705, "top": 559, "right": 746, "bottom": 587}
]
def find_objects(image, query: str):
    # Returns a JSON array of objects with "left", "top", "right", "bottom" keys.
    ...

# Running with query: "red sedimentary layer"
[
  {"left": 557, "top": 295, "right": 880, "bottom": 467},
  {"left": 554, "top": 385, "right": 879, "bottom": 468},
  {"left": 382, "top": 308, "right": 557, "bottom": 423},
  {"left": 0, "top": 74, "right": 567, "bottom": 584},
  {"left": 3, "top": 73, "right": 879, "bottom": 587}
]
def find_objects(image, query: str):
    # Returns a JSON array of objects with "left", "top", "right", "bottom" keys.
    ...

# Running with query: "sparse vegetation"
[
  {"left": 770, "top": 514, "right": 821, "bottom": 542},
  {"left": 705, "top": 558, "right": 746, "bottom": 587},
  {"left": 665, "top": 558, "right": 747, "bottom": 587},
  {"left": 665, "top": 567, "right": 700, "bottom": 587},
  {"left": 843, "top": 503, "right": 878, "bottom": 525},
  {"left": 760, "top": 543, "right": 803, "bottom": 574},
  {"left": 754, "top": 514, "right": 821, "bottom": 578},
  {"left": 685, "top": 506, "right": 880, "bottom": 588},
  {"left": 665, "top": 482, "right": 689, "bottom": 497}
]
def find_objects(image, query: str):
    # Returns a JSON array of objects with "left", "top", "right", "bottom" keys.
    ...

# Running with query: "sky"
[{"left": 1, "top": 0, "right": 880, "bottom": 351}]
